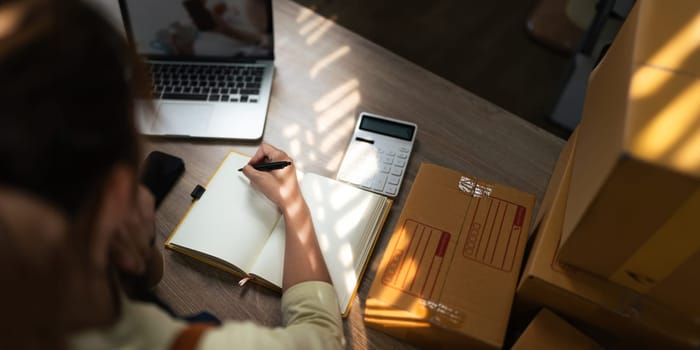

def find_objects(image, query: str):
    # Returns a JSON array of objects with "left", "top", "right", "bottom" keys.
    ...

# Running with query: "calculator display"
[{"left": 359, "top": 115, "right": 415, "bottom": 141}]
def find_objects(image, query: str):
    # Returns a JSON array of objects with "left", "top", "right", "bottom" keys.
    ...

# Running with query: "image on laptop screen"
[{"left": 122, "top": 0, "right": 273, "bottom": 59}]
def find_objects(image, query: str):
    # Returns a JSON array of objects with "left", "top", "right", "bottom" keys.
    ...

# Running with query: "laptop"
[{"left": 118, "top": 0, "right": 275, "bottom": 140}]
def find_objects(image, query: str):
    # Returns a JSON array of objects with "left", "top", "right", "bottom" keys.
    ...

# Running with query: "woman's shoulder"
[{"left": 69, "top": 295, "right": 186, "bottom": 350}]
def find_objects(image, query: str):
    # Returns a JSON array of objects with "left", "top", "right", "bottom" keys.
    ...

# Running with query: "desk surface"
[{"left": 144, "top": 1, "right": 564, "bottom": 348}]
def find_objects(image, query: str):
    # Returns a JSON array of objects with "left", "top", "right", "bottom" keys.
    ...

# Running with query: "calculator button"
[
  {"left": 397, "top": 153, "right": 408, "bottom": 159},
  {"left": 380, "top": 165, "right": 391, "bottom": 173},
  {"left": 400, "top": 147, "right": 409, "bottom": 152},
  {"left": 388, "top": 175, "right": 400, "bottom": 185},
  {"left": 391, "top": 167, "right": 403, "bottom": 176},
  {"left": 377, "top": 149, "right": 384, "bottom": 154},
  {"left": 383, "top": 156, "right": 394, "bottom": 165},
  {"left": 388, "top": 151, "right": 396, "bottom": 156},
  {"left": 395, "top": 159, "right": 406, "bottom": 167},
  {"left": 372, "top": 175, "right": 387, "bottom": 191},
  {"left": 385, "top": 185, "right": 398, "bottom": 195}
]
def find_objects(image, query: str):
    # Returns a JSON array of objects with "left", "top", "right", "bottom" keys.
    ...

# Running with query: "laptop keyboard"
[{"left": 148, "top": 63, "right": 264, "bottom": 103}]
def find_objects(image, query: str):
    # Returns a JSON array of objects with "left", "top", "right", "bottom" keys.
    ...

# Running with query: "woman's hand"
[
  {"left": 110, "top": 185, "right": 162, "bottom": 287},
  {"left": 242, "top": 143, "right": 332, "bottom": 289},
  {"left": 241, "top": 143, "right": 301, "bottom": 213}
]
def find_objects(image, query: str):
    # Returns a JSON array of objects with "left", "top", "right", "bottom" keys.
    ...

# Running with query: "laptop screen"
[{"left": 120, "top": 0, "right": 273, "bottom": 60}]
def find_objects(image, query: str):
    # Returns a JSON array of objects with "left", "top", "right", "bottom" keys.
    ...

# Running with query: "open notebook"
[{"left": 166, "top": 151, "right": 392, "bottom": 317}]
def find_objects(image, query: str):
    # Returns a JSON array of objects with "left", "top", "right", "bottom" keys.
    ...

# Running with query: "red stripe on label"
[
  {"left": 514, "top": 206, "right": 526, "bottom": 227},
  {"left": 435, "top": 232, "right": 450, "bottom": 257}
]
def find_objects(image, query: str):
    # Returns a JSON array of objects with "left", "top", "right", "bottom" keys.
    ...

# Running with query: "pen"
[{"left": 237, "top": 161, "right": 292, "bottom": 172}]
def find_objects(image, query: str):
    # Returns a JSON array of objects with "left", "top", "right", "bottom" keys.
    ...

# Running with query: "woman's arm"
[
  {"left": 196, "top": 144, "right": 344, "bottom": 349},
  {"left": 241, "top": 143, "right": 331, "bottom": 290}
]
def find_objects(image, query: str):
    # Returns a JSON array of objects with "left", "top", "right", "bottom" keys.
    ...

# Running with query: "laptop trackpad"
[{"left": 154, "top": 103, "right": 213, "bottom": 136}]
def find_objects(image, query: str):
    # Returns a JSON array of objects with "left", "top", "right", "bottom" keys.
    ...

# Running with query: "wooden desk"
[{"left": 144, "top": 1, "right": 564, "bottom": 348}]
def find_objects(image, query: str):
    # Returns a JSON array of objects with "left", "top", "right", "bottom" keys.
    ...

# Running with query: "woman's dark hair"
[
  {"left": 0, "top": 1, "right": 149, "bottom": 345},
  {"left": 0, "top": 0, "right": 145, "bottom": 218}
]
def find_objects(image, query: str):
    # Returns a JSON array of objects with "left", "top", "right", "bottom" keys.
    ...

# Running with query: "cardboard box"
[
  {"left": 517, "top": 131, "right": 700, "bottom": 349},
  {"left": 560, "top": 0, "right": 700, "bottom": 317},
  {"left": 511, "top": 309, "right": 602, "bottom": 350},
  {"left": 532, "top": 128, "right": 578, "bottom": 234},
  {"left": 364, "top": 163, "right": 535, "bottom": 349}
]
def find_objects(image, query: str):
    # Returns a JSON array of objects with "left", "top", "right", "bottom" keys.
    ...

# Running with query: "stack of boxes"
[
  {"left": 364, "top": 1, "right": 700, "bottom": 348},
  {"left": 518, "top": 0, "right": 700, "bottom": 348}
]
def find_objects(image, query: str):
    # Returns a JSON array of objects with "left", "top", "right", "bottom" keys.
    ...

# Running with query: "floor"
[{"left": 292, "top": 0, "right": 573, "bottom": 139}]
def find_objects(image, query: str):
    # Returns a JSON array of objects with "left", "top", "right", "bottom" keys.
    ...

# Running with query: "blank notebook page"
[
  {"left": 169, "top": 152, "right": 280, "bottom": 272},
  {"left": 302, "top": 173, "right": 384, "bottom": 312}
]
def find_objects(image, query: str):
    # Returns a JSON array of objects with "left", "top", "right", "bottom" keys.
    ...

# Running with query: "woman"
[{"left": 0, "top": 0, "right": 343, "bottom": 349}]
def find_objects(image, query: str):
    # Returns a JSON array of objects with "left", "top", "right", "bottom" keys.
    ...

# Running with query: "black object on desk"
[{"left": 141, "top": 151, "right": 185, "bottom": 208}]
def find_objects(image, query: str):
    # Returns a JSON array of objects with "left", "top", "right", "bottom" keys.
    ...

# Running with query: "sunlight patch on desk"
[
  {"left": 282, "top": 123, "right": 300, "bottom": 138},
  {"left": 306, "top": 16, "right": 337, "bottom": 45},
  {"left": 289, "top": 138, "right": 301, "bottom": 158},
  {"left": 305, "top": 129, "right": 315, "bottom": 146},
  {"left": 298, "top": 15, "right": 325, "bottom": 36},
  {"left": 315, "top": 87, "right": 361, "bottom": 154},
  {"left": 310, "top": 45, "right": 351, "bottom": 78},
  {"left": 320, "top": 117, "right": 356, "bottom": 154},
  {"left": 324, "top": 151, "right": 345, "bottom": 173},
  {"left": 313, "top": 79, "right": 359, "bottom": 112},
  {"left": 316, "top": 90, "right": 360, "bottom": 131},
  {"left": 295, "top": 6, "right": 315, "bottom": 24}
]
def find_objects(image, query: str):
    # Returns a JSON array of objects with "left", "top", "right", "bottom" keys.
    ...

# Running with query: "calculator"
[{"left": 336, "top": 112, "right": 417, "bottom": 197}]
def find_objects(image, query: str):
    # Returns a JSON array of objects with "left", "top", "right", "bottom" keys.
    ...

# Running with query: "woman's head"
[
  {"left": 0, "top": 0, "right": 147, "bottom": 342},
  {"left": 0, "top": 0, "right": 141, "bottom": 217}
]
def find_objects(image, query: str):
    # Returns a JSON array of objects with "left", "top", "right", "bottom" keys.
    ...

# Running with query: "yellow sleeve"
[{"left": 198, "top": 281, "right": 345, "bottom": 350}]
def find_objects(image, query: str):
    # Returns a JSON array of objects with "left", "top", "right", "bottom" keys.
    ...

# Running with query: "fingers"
[
  {"left": 136, "top": 186, "right": 156, "bottom": 247},
  {"left": 111, "top": 186, "right": 157, "bottom": 275},
  {"left": 248, "top": 146, "right": 267, "bottom": 165},
  {"left": 112, "top": 227, "right": 147, "bottom": 274},
  {"left": 262, "top": 143, "right": 290, "bottom": 161},
  {"left": 138, "top": 185, "right": 155, "bottom": 214},
  {"left": 241, "top": 163, "right": 258, "bottom": 180},
  {"left": 243, "top": 144, "right": 293, "bottom": 185},
  {"left": 241, "top": 143, "right": 299, "bottom": 209},
  {"left": 248, "top": 143, "right": 289, "bottom": 165}
]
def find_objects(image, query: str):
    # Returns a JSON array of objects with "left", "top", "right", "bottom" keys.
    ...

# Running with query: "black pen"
[{"left": 237, "top": 161, "right": 292, "bottom": 172}]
